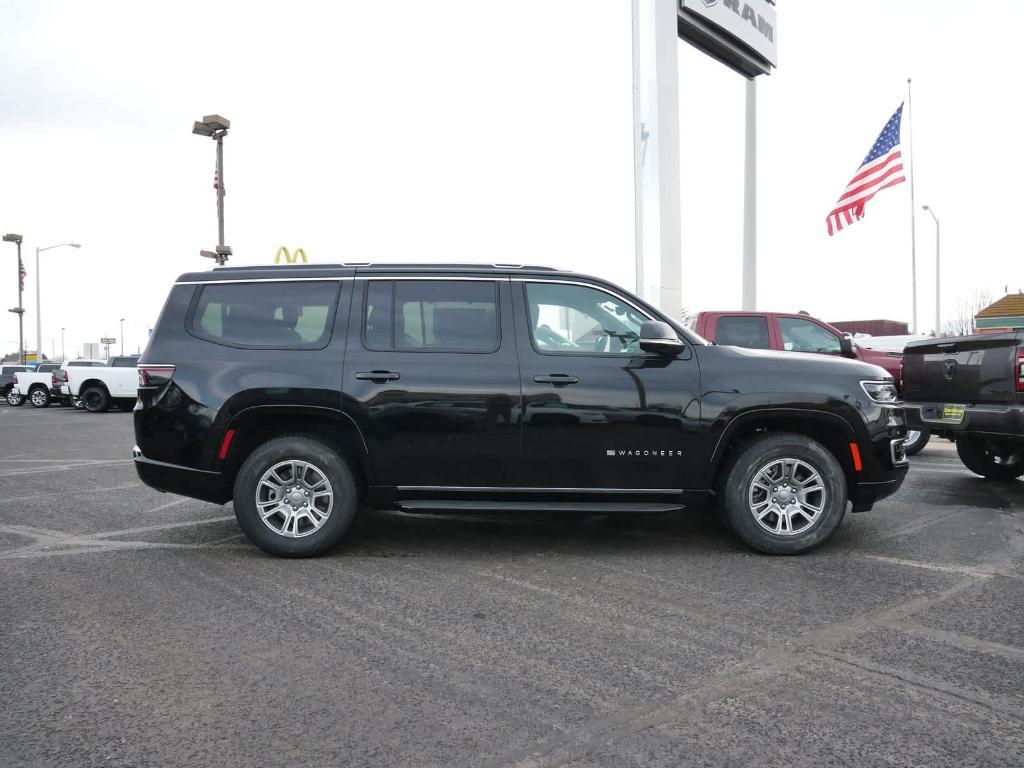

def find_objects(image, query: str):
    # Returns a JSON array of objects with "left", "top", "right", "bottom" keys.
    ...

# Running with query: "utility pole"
[
  {"left": 742, "top": 78, "right": 757, "bottom": 310},
  {"left": 120, "top": 318, "right": 125, "bottom": 356}
]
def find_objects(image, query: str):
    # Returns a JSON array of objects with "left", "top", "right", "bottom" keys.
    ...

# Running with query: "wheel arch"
[
  {"left": 219, "top": 405, "right": 372, "bottom": 498},
  {"left": 79, "top": 378, "right": 110, "bottom": 394},
  {"left": 708, "top": 408, "right": 859, "bottom": 492}
]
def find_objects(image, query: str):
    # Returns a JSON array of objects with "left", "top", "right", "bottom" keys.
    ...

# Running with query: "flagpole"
[{"left": 906, "top": 77, "right": 918, "bottom": 334}]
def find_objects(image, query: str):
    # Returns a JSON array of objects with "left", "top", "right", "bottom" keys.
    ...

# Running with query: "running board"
[{"left": 395, "top": 500, "right": 684, "bottom": 514}]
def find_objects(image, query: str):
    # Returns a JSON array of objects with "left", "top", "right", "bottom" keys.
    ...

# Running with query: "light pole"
[
  {"left": 2, "top": 234, "right": 25, "bottom": 364},
  {"left": 36, "top": 242, "right": 80, "bottom": 361},
  {"left": 120, "top": 318, "right": 125, "bottom": 355},
  {"left": 922, "top": 206, "right": 940, "bottom": 336},
  {"left": 61, "top": 327, "right": 66, "bottom": 362},
  {"left": 192, "top": 114, "right": 232, "bottom": 266}
]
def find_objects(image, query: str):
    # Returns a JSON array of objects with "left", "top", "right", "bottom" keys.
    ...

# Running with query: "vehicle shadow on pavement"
[{"left": 331, "top": 505, "right": 745, "bottom": 560}]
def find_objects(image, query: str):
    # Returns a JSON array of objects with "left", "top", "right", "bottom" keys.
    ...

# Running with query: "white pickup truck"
[
  {"left": 63, "top": 355, "right": 140, "bottom": 413},
  {"left": 11, "top": 362, "right": 64, "bottom": 407}
]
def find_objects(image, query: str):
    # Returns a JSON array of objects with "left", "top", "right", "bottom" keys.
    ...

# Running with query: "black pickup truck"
[
  {"left": 902, "top": 331, "right": 1024, "bottom": 479},
  {"left": 133, "top": 263, "right": 910, "bottom": 557}
]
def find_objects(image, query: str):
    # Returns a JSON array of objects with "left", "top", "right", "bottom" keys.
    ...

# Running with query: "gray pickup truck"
[{"left": 902, "top": 331, "right": 1023, "bottom": 479}]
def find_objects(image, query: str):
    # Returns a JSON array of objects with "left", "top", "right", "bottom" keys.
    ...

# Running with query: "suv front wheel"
[
  {"left": 233, "top": 435, "right": 359, "bottom": 557},
  {"left": 720, "top": 433, "right": 847, "bottom": 555}
]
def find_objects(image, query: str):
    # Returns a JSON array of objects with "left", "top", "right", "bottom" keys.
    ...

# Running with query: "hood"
[{"left": 707, "top": 344, "right": 892, "bottom": 381}]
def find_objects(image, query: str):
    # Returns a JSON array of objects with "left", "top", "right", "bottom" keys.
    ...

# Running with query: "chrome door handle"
[
  {"left": 355, "top": 371, "right": 400, "bottom": 382},
  {"left": 534, "top": 374, "right": 579, "bottom": 385}
]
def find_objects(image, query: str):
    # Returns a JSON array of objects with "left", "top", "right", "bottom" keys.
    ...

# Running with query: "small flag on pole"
[
  {"left": 826, "top": 104, "right": 906, "bottom": 236},
  {"left": 18, "top": 256, "right": 26, "bottom": 291}
]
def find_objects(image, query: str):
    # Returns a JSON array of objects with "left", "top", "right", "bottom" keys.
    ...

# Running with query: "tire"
[
  {"left": 232, "top": 435, "right": 359, "bottom": 557},
  {"left": 902, "top": 429, "right": 930, "bottom": 456},
  {"left": 955, "top": 436, "right": 1024, "bottom": 480},
  {"left": 5, "top": 388, "right": 24, "bottom": 406},
  {"left": 81, "top": 385, "right": 110, "bottom": 413},
  {"left": 28, "top": 386, "right": 51, "bottom": 408},
  {"left": 720, "top": 433, "right": 847, "bottom": 555}
]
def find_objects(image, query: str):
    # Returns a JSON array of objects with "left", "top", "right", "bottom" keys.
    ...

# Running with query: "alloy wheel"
[
  {"left": 748, "top": 457, "right": 827, "bottom": 536},
  {"left": 31, "top": 390, "right": 47, "bottom": 407},
  {"left": 255, "top": 459, "right": 334, "bottom": 538}
]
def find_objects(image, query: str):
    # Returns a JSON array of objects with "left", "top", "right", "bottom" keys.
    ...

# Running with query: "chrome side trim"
[{"left": 396, "top": 485, "right": 684, "bottom": 495}]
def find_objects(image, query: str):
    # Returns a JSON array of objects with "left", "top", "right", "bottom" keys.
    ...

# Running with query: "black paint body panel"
[{"left": 134, "top": 264, "right": 908, "bottom": 511}]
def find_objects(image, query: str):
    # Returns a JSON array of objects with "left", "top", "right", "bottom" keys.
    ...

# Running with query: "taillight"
[
  {"left": 138, "top": 364, "right": 175, "bottom": 388},
  {"left": 1016, "top": 349, "right": 1024, "bottom": 393},
  {"left": 63, "top": 369, "right": 69, "bottom": 383},
  {"left": 12, "top": 374, "right": 18, "bottom": 384},
  {"left": 51, "top": 372, "right": 58, "bottom": 386}
]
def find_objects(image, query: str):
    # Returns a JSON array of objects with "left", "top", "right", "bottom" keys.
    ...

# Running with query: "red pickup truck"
[{"left": 693, "top": 311, "right": 929, "bottom": 455}]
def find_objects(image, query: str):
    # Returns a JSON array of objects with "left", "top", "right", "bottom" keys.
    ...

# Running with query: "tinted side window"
[
  {"left": 716, "top": 316, "right": 771, "bottom": 350},
  {"left": 110, "top": 357, "right": 139, "bottom": 368},
  {"left": 779, "top": 318, "right": 841, "bottom": 354},
  {"left": 190, "top": 281, "right": 339, "bottom": 349},
  {"left": 363, "top": 280, "right": 498, "bottom": 352}
]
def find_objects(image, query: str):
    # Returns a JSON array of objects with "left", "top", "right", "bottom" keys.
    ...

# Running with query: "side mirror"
[
  {"left": 840, "top": 332, "right": 856, "bottom": 359},
  {"left": 639, "top": 321, "right": 684, "bottom": 356}
]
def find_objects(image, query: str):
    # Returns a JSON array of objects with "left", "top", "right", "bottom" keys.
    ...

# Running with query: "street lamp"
[
  {"left": 192, "top": 114, "right": 232, "bottom": 266},
  {"left": 2, "top": 233, "right": 25, "bottom": 364},
  {"left": 36, "top": 242, "right": 80, "bottom": 362},
  {"left": 61, "top": 327, "right": 66, "bottom": 362},
  {"left": 922, "top": 206, "right": 940, "bottom": 336},
  {"left": 120, "top": 318, "right": 125, "bottom": 356}
]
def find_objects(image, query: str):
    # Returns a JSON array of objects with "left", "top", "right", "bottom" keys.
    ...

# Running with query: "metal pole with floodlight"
[
  {"left": 3, "top": 233, "right": 25, "bottom": 364},
  {"left": 36, "top": 242, "right": 80, "bottom": 362},
  {"left": 922, "top": 205, "right": 940, "bottom": 335},
  {"left": 192, "top": 114, "right": 232, "bottom": 266}
]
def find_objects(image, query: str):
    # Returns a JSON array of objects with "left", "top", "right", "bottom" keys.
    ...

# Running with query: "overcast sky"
[{"left": 0, "top": 1, "right": 1019, "bottom": 358}]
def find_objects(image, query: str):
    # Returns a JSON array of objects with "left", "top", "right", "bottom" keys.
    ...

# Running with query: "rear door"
[
  {"left": 713, "top": 315, "right": 774, "bottom": 350},
  {"left": 343, "top": 275, "right": 522, "bottom": 489}
]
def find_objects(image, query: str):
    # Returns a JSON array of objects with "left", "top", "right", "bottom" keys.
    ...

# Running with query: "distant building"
[
  {"left": 830, "top": 319, "right": 909, "bottom": 337},
  {"left": 975, "top": 293, "right": 1024, "bottom": 334},
  {"left": 83, "top": 342, "right": 101, "bottom": 359}
]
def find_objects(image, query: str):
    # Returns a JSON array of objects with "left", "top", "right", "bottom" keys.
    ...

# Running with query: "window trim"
[
  {"left": 521, "top": 280, "right": 670, "bottom": 359},
  {"left": 360, "top": 278, "right": 502, "bottom": 355},
  {"left": 185, "top": 280, "right": 342, "bottom": 350}
]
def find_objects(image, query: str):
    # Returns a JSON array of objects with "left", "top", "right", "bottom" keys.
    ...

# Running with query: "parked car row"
[{"left": 2, "top": 356, "right": 139, "bottom": 411}]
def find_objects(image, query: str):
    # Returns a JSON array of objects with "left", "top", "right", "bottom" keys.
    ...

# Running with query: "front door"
[
  {"left": 344, "top": 276, "right": 521, "bottom": 490},
  {"left": 513, "top": 278, "right": 703, "bottom": 493}
]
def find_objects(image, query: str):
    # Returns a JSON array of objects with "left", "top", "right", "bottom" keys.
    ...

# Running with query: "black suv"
[{"left": 134, "top": 263, "right": 909, "bottom": 557}]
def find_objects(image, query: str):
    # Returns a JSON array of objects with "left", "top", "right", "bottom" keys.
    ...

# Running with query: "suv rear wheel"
[
  {"left": 956, "top": 437, "right": 1024, "bottom": 480},
  {"left": 232, "top": 435, "right": 359, "bottom": 557},
  {"left": 720, "top": 433, "right": 847, "bottom": 555}
]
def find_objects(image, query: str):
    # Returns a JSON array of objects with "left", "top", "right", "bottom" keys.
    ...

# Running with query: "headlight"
[{"left": 861, "top": 380, "right": 898, "bottom": 403}]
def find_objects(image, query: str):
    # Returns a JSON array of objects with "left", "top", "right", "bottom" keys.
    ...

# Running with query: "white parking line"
[{"left": 858, "top": 554, "right": 996, "bottom": 579}]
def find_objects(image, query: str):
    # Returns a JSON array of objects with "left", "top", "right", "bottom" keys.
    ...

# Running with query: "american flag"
[
  {"left": 18, "top": 256, "right": 26, "bottom": 291},
  {"left": 826, "top": 103, "right": 906, "bottom": 236}
]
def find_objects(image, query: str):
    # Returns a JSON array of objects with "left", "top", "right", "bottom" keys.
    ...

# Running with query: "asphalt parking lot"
[{"left": 1, "top": 405, "right": 1022, "bottom": 768}]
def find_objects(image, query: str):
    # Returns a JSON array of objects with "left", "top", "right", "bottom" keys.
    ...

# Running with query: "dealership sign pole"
[{"left": 632, "top": 0, "right": 776, "bottom": 317}]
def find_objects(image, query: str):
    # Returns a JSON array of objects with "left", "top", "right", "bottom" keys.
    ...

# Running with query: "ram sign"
[{"left": 678, "top": 0, "right": 777, "bottom": 77}]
